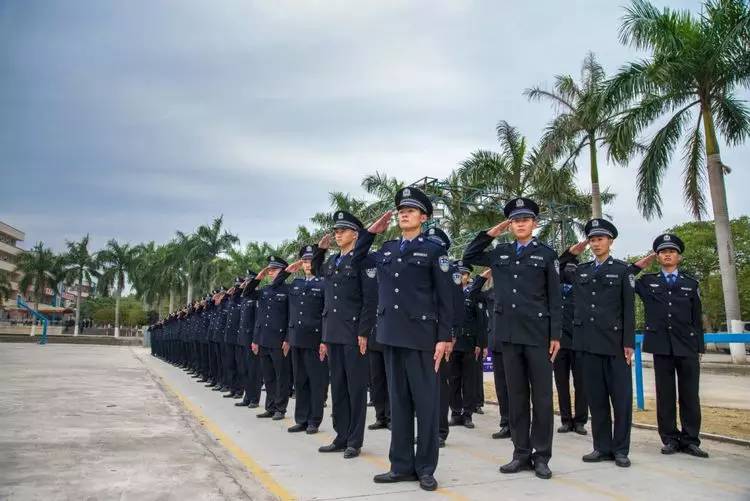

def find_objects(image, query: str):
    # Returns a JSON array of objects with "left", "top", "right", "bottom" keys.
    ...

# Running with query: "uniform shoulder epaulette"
[
  {"left": 532, "top": 239, "right": 555, "bottom": 253},
  {"left": 611, "top": 258, "right": 630, "bottom": 268},
  {"left": 580, "top": 259, "right": 595, "bottom": 267},
  {"left": 680, "top": 272, "right": 699, "bottom": 283}
]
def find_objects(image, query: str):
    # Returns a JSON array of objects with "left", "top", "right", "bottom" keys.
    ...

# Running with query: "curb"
[
  {"left": 0, "top": 333, "right": 143, "bottom": 346},
  {"left": 640, "top": 359, "right": 750, "bottom": 376}
]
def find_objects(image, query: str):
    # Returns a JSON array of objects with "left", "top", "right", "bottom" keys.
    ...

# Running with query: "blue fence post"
[{"left": 634, "top": 334, "right": 644, "bottom": 411}]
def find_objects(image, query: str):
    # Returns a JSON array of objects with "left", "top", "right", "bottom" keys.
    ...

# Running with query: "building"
[{"left": 0, "top": 221, "right": 25, "bottom": 297}]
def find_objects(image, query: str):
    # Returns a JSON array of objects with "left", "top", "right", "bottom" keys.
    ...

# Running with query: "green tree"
[
  {"left": 0, "top": 270, "right": 11, "bottom": 305},
  {"left": 182, "top": 216, "right": 239, "bottom": 301},
  {"left": 608, "top": 0, "right": 750, "bottom": 329},
  {"left": 97, "top": 239, "right": 136, "bottom": 337},
  {"left": 61, "top": 235, "right": 99, "bottom": 335},
  {"left": 525, "top": 52, "right": 628, "bottom": 218},
  {"left": 17, "top": 242, "right": 57, "bottom": 310}
]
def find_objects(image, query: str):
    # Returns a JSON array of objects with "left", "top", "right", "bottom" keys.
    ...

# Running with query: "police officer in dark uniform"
[
  {"left": 463, "top": 197, "right": 561, "bottom": 480},
  {"left": 284, "top": 243, "right": 328, "bottom": 435},
  {"left": 449, "top": 262, "right": 490, "bottom": 430},
  {"left": 361, "top": 187, "right": 454, "bottom": 492},
  {"left": 235, "top": 271, "right": 262, "bottom": 408},
  {"left": 223, "top": 278, "right": 245, "bottom": 399},
  {"left": 555, "top": 245, "right": 588, "bottom": 435},
  {"left": 252, "top": 257, "right": 292, "bottom": 420},
  {"left": 317, "top": 211, "right": 378, "bottom": 459},
  {"left": 632, "top": 234, "right": 708, "bottom": 458},
  {"left": 574, "top": 218, "right": 635, "bottom": 468}
]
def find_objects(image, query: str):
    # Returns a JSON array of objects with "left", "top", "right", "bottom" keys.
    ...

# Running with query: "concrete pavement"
[{"left": 2, "top": 343, "right": 749, "bottom": 500}]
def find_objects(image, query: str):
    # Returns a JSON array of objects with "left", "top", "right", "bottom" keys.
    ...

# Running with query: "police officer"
[
  {"left": 317, "top": 211, "right": 377, "bottom": 459},
  {"left": 632, "top": 234, "right": 708, "bottom": 458},
  {"left": 555, "top": 244, "right": 589, "bottom": 435},
  {"left": 574, "top": 218, "right": 635, "bottom": 468},
  {"left": 449, "top": 262, "right": 490, "bottom": 430},
  {"left": 252, "top": 257, "right": 292, "bottom": 420},
  {"left": 463, "top": 198, "right": 561, "bottom": 480},
  {"left": 223, "top": 278, "right": 245, "bottom": 400},
  {"left": 284, "top": 243, "right": 328, "bottom": 435},
  {"left": 235, "top": 271, "right": 262, "bottom": 408},
  {"left": 361, "top": 187, "right": 454, "bottom": 492}
]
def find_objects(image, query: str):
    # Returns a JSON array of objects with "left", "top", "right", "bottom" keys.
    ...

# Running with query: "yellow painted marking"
[
  {"left": 552, "top": 476, "right": 631, "bottom": 500},
  {"left": 161, "top": 380, "right": 296, "bottom": 501}
]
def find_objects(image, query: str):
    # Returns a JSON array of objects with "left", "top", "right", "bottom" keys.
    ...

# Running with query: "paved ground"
[{"left": 2, "top": 343, "right": 750, "bottom": 500}]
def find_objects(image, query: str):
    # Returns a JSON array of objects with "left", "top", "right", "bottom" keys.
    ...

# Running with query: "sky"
[{"left": 1, "top": 0, "right": 748, "bottom": 259}]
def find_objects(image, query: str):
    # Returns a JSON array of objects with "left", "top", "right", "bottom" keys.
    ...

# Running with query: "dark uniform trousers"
[
  {"left": 476, "top": 359, "right": 485, "bottom": 408},
  {"left": 653, "top": 354, "right": 701, "bottom": 446},
  {"left": 438, "top": 359, "right": 451, "bottom": 440},
  {"left": 502, "top": 342, "right": 553, "bottom": 463},
  {"left": 233, "top": 345, "right": 245, "bottom": 393},
  {"left": 328, "top": 343, "right": 368, "bottom": 448},
  {"left": 553, "top": 348, "right": 588, "bottom": 425},
  {"left": 384, "top": 346, "right": 440, "bottom": 477},
  {"left": 492, "top": 351, "right": 510, "bottom": 428},
  {"left": 292, "top": 347, "right": 328, "bottom": 427},
  {"left": 259, "top": 347, "right": 290, "bottom": 414},
  {"left": 368, "top": 349, "right": 390, "bottom": 424},
  {"left": 210, "top": 342, "right": 222, "bottom": 383},
  {"left": 223, "top": 343, "right": 237, "bottom": 390},
  {"left": 584, "top": 353, "right": 632, "bottom": 456},
  {"left": 237, "top": 346, "right": 262, "bottom": 404},
  {"left": 449, "top": 351, "right": 479, "bottom": 417}
]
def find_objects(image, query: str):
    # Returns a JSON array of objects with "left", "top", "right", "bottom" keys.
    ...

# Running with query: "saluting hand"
[
  {"left": 285, "top": 260, "right": 304, "bottom": 274},
  {"left": 256, "top": 266, "right": 270, "bottom": 281},
  {"left": 368, "top": 210, "right": 393, "bottom": 234},
  {"left": 357, "top": 336, "right": 367, "bottom": 355},
  {"left": 480, "top": 269, "right": 492, "bottom": 279},
  {"left": 486, "top": 219, "right": 511, "bottom": 238},
  {"left": 549, "top": 339, "right": 560, "bottom": 362},
  {"left": 634, "top": 252, "right": 656, "bottom": 270},
  {"left": 569, "top": 240, "right": 588, "bottom": 256},
  {"left": 318, "top": 233, "right": 332, "bottom": 250}
]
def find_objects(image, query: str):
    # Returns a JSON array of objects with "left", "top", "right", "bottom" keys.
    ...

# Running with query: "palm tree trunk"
[
  {"left": 702, "top": 108, "right": 742, "bottom": 358},
  {"left": 114, "top": 288, "right": 121, "bottom": 338},
  {"left": 187, "top": 278, "right": 194, "bottom": 305},
  {"left": 588, "top": 135, "right": 602, "bottom": 218},
  {"left": 168, "top": 289, "right": 175, "bottom": 313},
  {"left": 73, "top": 270, "right": 82, "bottom": 336}
]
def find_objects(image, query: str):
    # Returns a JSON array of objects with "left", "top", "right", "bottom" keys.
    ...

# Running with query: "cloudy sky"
[{"left": 1, "top": 0, "right": 748, "bottom": 258}]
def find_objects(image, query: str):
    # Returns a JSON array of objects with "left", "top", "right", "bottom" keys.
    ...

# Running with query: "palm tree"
[
  {"left": 0, "top": 270, "right": 11, "bottom": 305},
  {"left": 607, "top": 0, "right": 750, "bottom": 331},
  {"left": 17, "top": 242, "right": 57, "bottom": 310},
  {"left": 159, "top": 241, "right": 186, "bottom": 314},
  {"left": 62, "top": 235, "right": 99, "bottom": 335},
  {"left": 97, "top": 239, "right": 136, "bottom": 337},
  {"left": 183, "top": 216, "right": 239, "bottom": 301},
  {"left": 525, "top": 52, "right": 627, "bottom": 218}
]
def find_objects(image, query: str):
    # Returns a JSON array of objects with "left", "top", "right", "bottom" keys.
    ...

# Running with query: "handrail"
[{"left": 16, "top": 295, "right": 49, "bottom": 345}]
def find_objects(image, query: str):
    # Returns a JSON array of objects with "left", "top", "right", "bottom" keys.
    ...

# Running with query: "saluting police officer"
[
  {"left": 449, "top": 262, "right": 490, "bottom": 430},
  {"left": 235, "top": 271, "right": 262, "bottom": 408},
  {"left": 318, "top": 211, "right": 378, "bottom": 459},
  {"left": 222, "top": 278, "right": 245, "bottom": 400},
  {"left": 463, "top": 198, "right": 561, "bottom": 480},
  {"left": 555, "top": 244, "right": 589, "bottom": 435},
  {"left": 252, "top": 257, "right": 292, "bottom": 420},
  {"left": 632, "top": 234, "right": 708, "bottom": 458},
  {"left": 573, "top": 219, "right": 635, "bottom": 468},
  {"left": 360, "top": 187, "right": 454, "bottom": 492},
  {"left": 283, "top": 243, "right": 329, "bottom": 435}
]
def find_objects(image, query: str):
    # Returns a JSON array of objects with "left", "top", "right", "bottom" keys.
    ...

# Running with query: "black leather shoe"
[
  {"left": 368, "top": 420, "right": 389, "bottom": 430},
  {"left": 682, "top": 444, "right": 709, "bottom": 458},
  {"left": 234, "top": 401, "right": 250, "bottom": 407},
  {"left": 557, "top": 423, "right": 573, "bottom": 433},
  {"left": 272, "top": 412, "right": 285, "bottom": 421},
  {"left": 582, "top": 450, "right": 613, "bottom": 463},
  {"left": 197, "top": 378, "right": 208, "bottom": 383},
  {"left": 499, "top": 459, "right": 533, "bottom": 474},
  {"left": 438, "top": 437, "right": 446, "bottom": 448},
  {"left": 661, "top": 442, "right": 680, "bottom": 455},
  {"left": 248, "top": 403, "right": 259, "bottom": 409},
  {"left": 474, "top": 407, "right": 484, "bottom": 415},
  {"left": 212, "top": 386, "right": 224, "bottom": 391},
  {"left": 222, "top": 392, "right": 235, "bottom": 398},
  {"left": 419, "top": 474, "right": 438, "bottom": 491},
  {"left": 256, "top": 411, "right": 274, "bottom": 418},
  {"left": 492, "top": 426, "right": 511, "bottom": 439},
  {"left": 614, "top": 454, "right": 631, "bottom": 467},
  {"left": 288, "top": 423, "right": 306, "bottom": 433},
  {"left": 232, "top": 393, "right": 243, "bottom": 399},
  {"left": 463, "top": 417, "right": 475, "bottom": 429},
  {"left": 373, "top": 471, "right": 418, "bottom": 483},
  {"left": 534, "top": 461, "right": 552, "bottom": 479},
  {"left": 306, "top": 425, "right": 319, "bottom": 435},
  {"left": 449, "top": 416, "right": 464, "bottom": 426},
  {"left": 574, "top": 423, "right": 588, "bottom": 435},
  {"left": 318, "top": 443, "right": 346, "bottom": 453},
  {"left": 343, "top": 447, "right": 360, "bottom": 459},
  {"left": 204, "top": 382, "right": 216, "bottom": 387}
]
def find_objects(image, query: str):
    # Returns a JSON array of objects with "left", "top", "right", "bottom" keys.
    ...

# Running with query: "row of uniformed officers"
[{"left": 150, "top": 187, "right": 708, "bottom": 491}]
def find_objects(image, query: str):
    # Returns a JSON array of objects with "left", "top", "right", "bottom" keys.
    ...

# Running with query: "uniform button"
[
  {"left": 513, "top": 274, "right": 518, "bottom": 279},
  {"left": 590, "top": 317, "right": 594, "bottom": 322},
  {"left": 592, "top": 291, "right": 596, "bottom": 296},
  {"left": 591, "top": 304, "right": 595, "bottom": 308},
  {"left": 300, "top": 301, "right": 304, "bottom": 305},
  {"left": 397, "top": 258, "right": 402, "bottom": 262},
  {"left": 668, "top": 313, "right": 672, "bottom": 318},
  {"left": 511, "top": 304, "right": 516, "bottom": 308},
  {"left": 394, "top": 288, "right": 399, "bottom": 293},
  {"left": 515, "top": 260, "right": 520, "bottom": 265},
  {"left": 334, "top": 296, "right": 337, "bottom": 300},
  {"left": 592, "top": 279, "right": 597, "bottom": 283},
  {"left": 352, "top": 317, "right": 357, "bottom": 321},
  {"left": 512, "top": 289, "right": 517, "bottom": 293},
  {"left": 422, "top": 315, "right": 427, "bottom": 320},
  {"left": 668, "top": 291, "right": 672, "bottom": 295},
  {"left": 394, "top": 305, "right": 399, "bottom": 309},
  {"left": 690, "top": 332, "right": 694, "bottom": 337},
  {"left": 333, "top": 309, "right": 337, "bottom": 313},
  {"left": 537, "top": 312, "right": 542, "bottom": 317},
  {"left": 298, "top": 321, "right": 302, "bottom": 324},
  {"left": 614, "top": 326, "right": 618, "bottom": 330},
  {"left": 668, "top": 302, "right": 672, "bottom": 306},
  {"left": 395, "top": 273, "right": 399, "bottom": 277},
  {"left": 334, "top": 284, "right": 338, "bottom": 287},
  {"left": 668, "top": 326, "right": 672, "bottom": 330}
]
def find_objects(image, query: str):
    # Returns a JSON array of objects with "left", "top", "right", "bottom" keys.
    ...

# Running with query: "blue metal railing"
[
  {"left": 16, "top": 295, "right": 49, "bottom": 345},
  {"left": 634, "top": 332, "right": 750, "bottom": 410}
]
